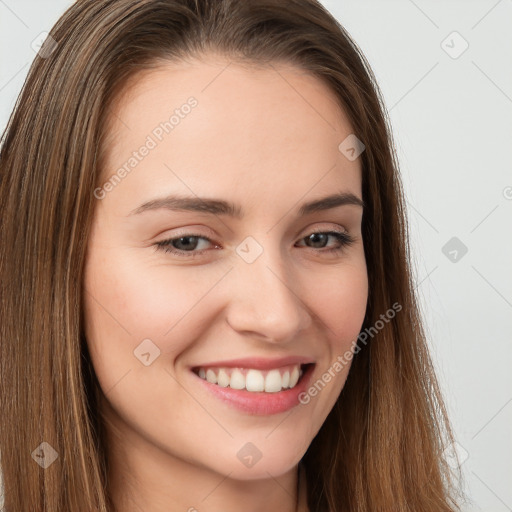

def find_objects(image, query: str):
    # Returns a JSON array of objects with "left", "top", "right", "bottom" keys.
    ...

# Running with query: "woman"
[{"left": 0, "top": 0, "right": 462, "bottom": 510}]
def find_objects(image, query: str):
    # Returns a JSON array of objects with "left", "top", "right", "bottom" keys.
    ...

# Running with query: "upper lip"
[{"left": 191, "top": 356, "right": 315, "bottom": 371}]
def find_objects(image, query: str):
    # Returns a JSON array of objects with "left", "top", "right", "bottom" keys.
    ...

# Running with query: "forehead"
[{"left": 99, "top": 55, "right": 362, "bottom": 215}]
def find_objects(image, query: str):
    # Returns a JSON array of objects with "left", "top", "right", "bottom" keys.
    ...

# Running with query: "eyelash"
[{"left": 154, "top": 229, "right": 355, "bottom": 259}]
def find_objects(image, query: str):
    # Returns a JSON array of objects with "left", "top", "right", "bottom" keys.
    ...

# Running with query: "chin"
[{"left": 201, "top": 440, "right": 308, "bottom": 481}]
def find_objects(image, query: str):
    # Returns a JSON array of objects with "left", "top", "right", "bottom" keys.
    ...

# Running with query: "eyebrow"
[{"left": 128, "top": 191, "right": 365, "bottom": 218}]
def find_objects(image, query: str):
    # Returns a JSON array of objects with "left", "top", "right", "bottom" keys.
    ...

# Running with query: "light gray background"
[{"left": 1, "top": 1, "right": 511, "bottom": 510}]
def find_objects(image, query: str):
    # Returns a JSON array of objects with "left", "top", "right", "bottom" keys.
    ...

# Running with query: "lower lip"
[{"left": 192, "top": 364, "right": 315, "bottom": 415}]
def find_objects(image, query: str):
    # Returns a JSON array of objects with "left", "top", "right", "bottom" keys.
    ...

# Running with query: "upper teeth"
[{"left": 196, "top": 364, "right": 303, "bottom": 393}]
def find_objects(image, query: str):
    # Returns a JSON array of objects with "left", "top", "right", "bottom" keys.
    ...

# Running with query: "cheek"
[
  {"left": 293, "top": 259, "right": 368, "bottom": 428},
  {"left": 310, "top": 259, "right": 369, "bottom": 346},
  {"left": 82, "top": 248, "right": 227, "bottom": 382}
]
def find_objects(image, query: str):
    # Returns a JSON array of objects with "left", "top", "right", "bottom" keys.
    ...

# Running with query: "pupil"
[
  {"left": 308, "top": 233, "right": 327, "bottom": 248},
  {"left": 175, "top": 236, "right": 198, "bottom": 250}
]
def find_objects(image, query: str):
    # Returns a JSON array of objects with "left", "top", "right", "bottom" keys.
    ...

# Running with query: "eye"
[
  {"left": 295, "top": 229, "right": 355, "bottom": 254},
  {"left": 155, "top": 234, "right": 217, "bottom": 258},
  {"left": 154, "top": 229, "right": 356, "bottom": 258}
]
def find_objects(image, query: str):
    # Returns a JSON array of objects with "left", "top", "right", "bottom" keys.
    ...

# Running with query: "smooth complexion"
[{"left": 83, "top": 54, "right": 368, "bottom": 512}]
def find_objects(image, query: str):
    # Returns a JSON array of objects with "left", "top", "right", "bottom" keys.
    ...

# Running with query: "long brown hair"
[{"left": 0, "top": 1, "right": 461, "bottom": 510}]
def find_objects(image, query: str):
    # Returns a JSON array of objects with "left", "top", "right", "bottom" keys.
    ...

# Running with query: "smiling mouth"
[{"left": 192, "top": 363, "right": 314, "bottom": 393}]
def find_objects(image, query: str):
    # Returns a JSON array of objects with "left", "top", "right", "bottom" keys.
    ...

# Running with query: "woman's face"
[{"left": 84, "top": 55, "right": 368, "bottom": 483}]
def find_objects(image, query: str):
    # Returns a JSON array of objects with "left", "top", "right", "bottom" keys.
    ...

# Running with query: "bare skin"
[{"left": 84, "top": 53, "right": 368, "bottom": 512}]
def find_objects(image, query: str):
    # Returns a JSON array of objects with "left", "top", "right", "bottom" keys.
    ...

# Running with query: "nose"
[{"left": 224, "top": 244, "right": 312, "bottom": 344}]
